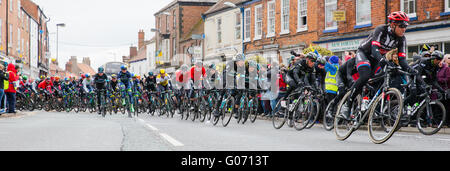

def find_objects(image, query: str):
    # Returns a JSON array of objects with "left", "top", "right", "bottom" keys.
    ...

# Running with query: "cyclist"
[
  {"left": 405, "top": 50, "right": 449, "bottom": 113},
  {"left": 61, "top": 77, "right": 74, "bottom": 107},
  {"left": 144, "top": 72, "right": 157, "bottom": 92},
  {"left": 108, "top": 74, "right": 120, "bottom": 93},
  {"left": 83, "top": 73, "right": 94, "bottom": 94},
  {"left": 285, "top": 52, "right": 319, "bottom": 96},
  {"left": 206, "top": 63, "right": 217, "bottom": 89},
  {"left": 156, "top": 69, "right": 172, "bottom": 93},
  {"left": 94, "top": 67, "right": 108, "bottom": 114},
  {"left": 213, "top": 54, "right": 246, "bottom": 117},
  {"left": 342, "top": 11, "right": 418, "bottom": 120},
  {"left": 117, "top": 65, "right": 134, "bottom": 113}
]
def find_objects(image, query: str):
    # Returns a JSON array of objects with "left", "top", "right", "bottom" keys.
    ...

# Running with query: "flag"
[{"left": 157, "top": 51, "right": 162, "bottom": 57}]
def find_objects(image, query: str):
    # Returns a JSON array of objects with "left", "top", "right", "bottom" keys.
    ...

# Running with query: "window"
[
  {"left": 9, "top": 24, "right": 12, "bottom": 46},
  {"left": 356, "top": 0, "right": 371, "bottom": 25},
  {"left": 298, "top": 0, "right": 307, "bottom": 32},
  {"left": 244, "top": 8, "right": 251, "bottom": 42},
  {"left": 10, "top": 0, "right": 12, "bottom": 12},
  {"left": 325, "top": 0, "right": 337, "bottom": 31},
  {"left": 267, "top": 0, "right": 275, "bottom": 37},
  {"left": 166, "top": 15, "right": 169, "bottom": 33},
  {"left": 235, "top": 12, "right": 241, "bottom": 40},
  {"left": 217, "top": 17, "right": 222, "bottom": 44},
  {"left": 17, "top": 28, "right": 20, "bottom": 51},
  {"left": 444, "top": 42, "right": 450, "bottom": 54},
  {"left": 281, "top": 0, "right": 290, "bottom": 34},
  {"left": 446, "top": 0, "right": 450, "bottom": 12},
  {"left": 254, "top": 5, "right": 263, "bottom": 40},
  {"left": 18, "top": 0, "right": 21, "bottom": 18},
  {"left": 173, "top": 38, "right": 176, "bottom": 57},
  {"left": 173, "top": 11, "right": 176, "bottom": 29},
  {"left": 401, "top": 0, "right": 416, "bottom": 18}
]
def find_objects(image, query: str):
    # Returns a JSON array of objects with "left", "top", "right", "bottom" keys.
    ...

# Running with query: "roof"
[
  {"left": 204, "top": 0, "right": 247, "bottom": 16},
  {"left": 181, "top": 19, "right": 204, "bottom": 42},
  {"left": 155, "top": 0, "right": 218, "bottom": 15},
  {"left": 77, "top": 63, "right": 96, "bottom": 75}
]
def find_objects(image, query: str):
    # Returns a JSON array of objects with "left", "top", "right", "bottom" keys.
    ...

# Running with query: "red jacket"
[
  {"left": 5, "top": 63, "right": 18, "bottom": 93},
  {"left": 38, "top": 81, "right": 54, "bottom": 91}
]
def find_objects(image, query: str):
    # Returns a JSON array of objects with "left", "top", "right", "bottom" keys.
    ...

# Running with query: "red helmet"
[
  {"left": 388, "top": 11, "right": 409, "bottom": 23},
  {"left": 81, "top": 74, "right": 86, "bottom": 79}
]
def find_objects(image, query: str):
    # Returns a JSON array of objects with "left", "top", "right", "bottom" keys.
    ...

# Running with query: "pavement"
[{"left": 0, "top": 110, "right": 449, "bottom": 151}]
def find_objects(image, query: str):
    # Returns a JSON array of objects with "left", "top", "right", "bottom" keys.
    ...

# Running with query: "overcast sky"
[{"left": 33, "top": 0, "right": 173, "bottom": 70}]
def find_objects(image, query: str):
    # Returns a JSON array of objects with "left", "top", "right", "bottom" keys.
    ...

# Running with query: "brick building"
[
  {"left": 313, "top": 0, "right": 450, "bottom": 59},
  {"left": 243, "top": 0, "right": 320, "bottom": 65},
  {"left": 64, "top": 56, "right": 96, "bottom": 77},
  {"left": 154, "top": 0, "right": 218, "bottom": 74},
  {"left": 241, "top": 0, "right": 450, "bottom": 64},
  {"left": 0, "top": 0, "right": 50, "bottom": 79}
]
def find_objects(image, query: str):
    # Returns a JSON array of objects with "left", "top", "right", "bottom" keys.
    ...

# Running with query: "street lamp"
[
  {"left": 224, "top": 2, "right": 237, "bottom": 8},
  {"left": 56, "top": 23, "right": 66, "bottom": 65}
]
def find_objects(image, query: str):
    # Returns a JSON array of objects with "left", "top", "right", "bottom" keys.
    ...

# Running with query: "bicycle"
[
  {"left": 212, "top": 89, "right": 235, "bottom": 127},
  {"left": 334, "top": 64, "right": 404, "bottom": 144},
  {"left": 398, "top": 74, "right": 447, "bottom": 135}
]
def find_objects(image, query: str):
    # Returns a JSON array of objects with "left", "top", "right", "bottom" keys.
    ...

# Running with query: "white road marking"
[
  {"left": 160, "top": 133, "right": 184, "bottom": 147},
  {"left": 137, "top": 118, "right": 159, "bottom": 131},
  {"left": 437, "top": 138, "right": 450, "bottom": 142}
]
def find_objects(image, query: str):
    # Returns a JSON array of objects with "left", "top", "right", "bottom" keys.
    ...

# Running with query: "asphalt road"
[{"left": 1, "top": 111, "right": 450, "bottom": 151}]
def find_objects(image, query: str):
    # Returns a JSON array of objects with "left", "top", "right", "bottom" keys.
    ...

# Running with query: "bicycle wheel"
[
  {"left": 272, "top": 97, "right": 288, "bottom": 129},
  {"left": 306, "top": 99, "right": 321, "bottom": 129},
  {"left": 293, "top": 96, "right": 313, "bottom": 131},
  {"left": 222, "top": 96, "right": 235, "bottom": 127},
  {"left": 368, "top": 88, "right": 403, "bottom": 144},
  {"left": 199, "top": 99, "right": 207, "bottom": 122},
  {"left": 249, "top": 98, "right": 259, "bottom": 123},
  {"left": 417, "top": 100, "right": 446, "bottom": 135},
  {"left": 334, "top": 91, "right": 357, "bottom": 141},
  {"left": 323, "top": 99, "right": 336, "bottom": 131},
  {"left": 241, "top": 97, "right": 250, "bottom": 124}
]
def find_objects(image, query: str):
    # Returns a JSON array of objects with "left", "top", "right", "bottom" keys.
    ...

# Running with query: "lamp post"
[{"left": 56, "top": 23, "right": 66, "bottom": 65}]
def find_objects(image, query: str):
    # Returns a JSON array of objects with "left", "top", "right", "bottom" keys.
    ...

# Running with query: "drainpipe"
[
  {"left": 385, "top": 0, "right": 389, "bottom": 24},
  {"left": 241, "top": 7, "right": 245, "bottom": 58}
]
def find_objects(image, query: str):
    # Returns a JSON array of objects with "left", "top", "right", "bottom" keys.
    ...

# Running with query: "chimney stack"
[{"left": 138, "top": 30, "right": 145, "bottom": 50}]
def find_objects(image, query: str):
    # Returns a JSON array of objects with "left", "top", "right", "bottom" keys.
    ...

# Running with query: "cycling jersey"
[
  {"left": 118, "top": 71, "right": 132, "bottom": 88},
  {"left": 156, "top": 73, "right": 170, "bottom": 86},
  {"left": 83, "top": 78, "right": 94, "bottom": 93},
  {"left": 94, "top": 73, "right": 108, "bottom": 90},
  {"left": 144, "top": 76, "right": 157, "bottom": 91},
  {"left": 287, "top": 59, "right": 317, "bottom": 90},
  {"left": 357, "top": 24, "right": 410, "bottom": 71}
]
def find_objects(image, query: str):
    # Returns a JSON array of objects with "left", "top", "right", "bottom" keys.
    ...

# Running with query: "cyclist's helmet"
[
  {"left": 235, "top": 54, "right": 245, "bottom": 61},
  {"left": 121, "top": 65, "right": 127, "bottom": 70},
  {"left": 208, "top": 63, "right": 216, "bottom": 70},
  {"left": 64, "top": 77, "right": 70, "bottom": 82},
  {"left": 181, "top": 64, "right": 189, "bottom": 72},
  {"left": 431, "top": 50, "right": 444, "bottom": 60},
  {"left": 148, "top": 72, "right": 154, "bottom": 77},
  {"left": 85, "top": 73, "right": 90, "bottom": 78},
  {"left": 131, "top": 73, "right": 136, "bottom": 78},
  {"left": 306, "top": 52, "right": 318, "bottom": 62},
  {"left": 22, "top": 75, "right": 28, "bottom": 80},
  {"left": 195, "top": 60, "right": 203, "bottom": 67},
  {"left": 421, "top": 51, "right": 431, "bottom": 58},
  {"left": 317, "top": 57, "right": 327, "bottom": 65},
  {"left": 160, "top": 69, "right": 165, "bottom": 74},
  {"left": 81, "top": 74, "right": 86, "bottom": 79},
  {"left": 388, "top": 11, "right": 409, "bottom": 25},
  {"left": 111, "top": 74, "right": 118, "bottom": 79},
  {"left": 248, "top": 61, "right": 258, "bottom": 68},
  {"left": 55, "top": 77, "right": 60, "bottom": 81},
  {"left": 98, "top": 67, "right": 104, "bottom": 73}
]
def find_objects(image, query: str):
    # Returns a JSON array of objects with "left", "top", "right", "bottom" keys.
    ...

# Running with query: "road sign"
[{"left": 333, "top": 11, "right": 346, "bottom": 21}]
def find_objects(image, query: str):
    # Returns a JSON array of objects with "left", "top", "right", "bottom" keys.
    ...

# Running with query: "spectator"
[
  {"left": 445, "top": 54, "right": 450, "bottom": 66},
  {"left": 0, "top": 63, "right": 8, "bottom": 115},
  {"left": 5, "top": 63, "right": 18, "bottom": 114},
  {"left": 438, "top": 55, "right": 450, "bottom": 127}
]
